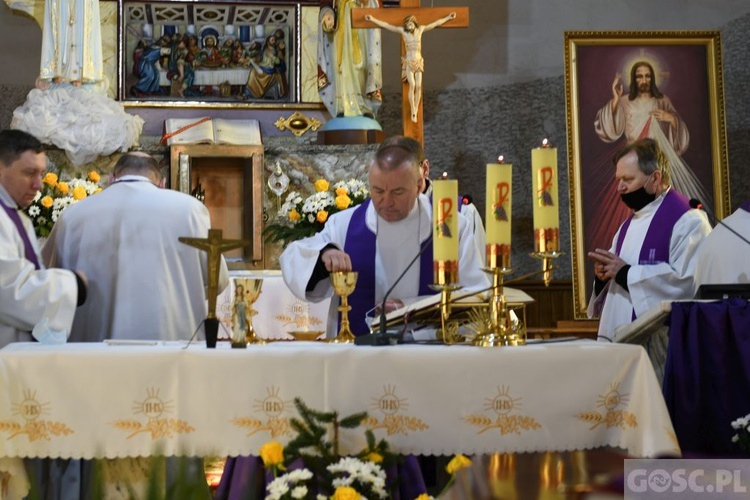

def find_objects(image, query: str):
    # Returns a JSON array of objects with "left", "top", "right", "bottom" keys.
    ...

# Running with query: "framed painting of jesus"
[{"left": 564, "top": 31, "right": 730, "bottom": 318}]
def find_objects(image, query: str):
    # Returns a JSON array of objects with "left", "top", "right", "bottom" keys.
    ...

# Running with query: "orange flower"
[
  {"left": 40, "top": 196, "right": 54, "bottom": 208},
  {"left": 335, "top": 186, "right": 348, "bottom": 196},
  {"left": 56, "top": 182, "right": 70, "bottom": 195},
  {"left": 316, "top": 210, "right": 328, "bottom": 223},
  {"left": 43, "top": 172, "right": 58, "bottom": 186},
  {"left": 446, "top": 454, "right": 472, "bottom": 475},
  {"left": 314, "top": 179, "right": 330, "bottom": 192},
  {"left": 259, "top": 441, "right": 285, "bottom": 469},
  {"left": 88, "top": 171, "right": 101, "bottom": 183},
  {"left": 72, "top": 186, "right": 87, "bottom": 200},
  {"left": 288, "top": 208, "right": 301, "bottom": 222},
  {"left": 332, "top": 486, "right": 360, "bottom": 500},
  {"left": 334, "top": 194, "right": 351, "bottom": 210}
]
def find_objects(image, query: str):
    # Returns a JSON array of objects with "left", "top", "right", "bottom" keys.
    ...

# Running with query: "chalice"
[{"left": 329, "top": 271, "right": 358, "bottom": 344}]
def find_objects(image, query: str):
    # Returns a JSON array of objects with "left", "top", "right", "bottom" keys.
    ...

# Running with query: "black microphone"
[
  {"left": 354, "top": 234, "right": 434, "bottom": 346},
  {"left": 690, "top": 198, "right": 750, "bottom": 247}
]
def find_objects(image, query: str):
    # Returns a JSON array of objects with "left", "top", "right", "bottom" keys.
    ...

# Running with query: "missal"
[{"left": 162, "top": 117, "right": 262, "bottom": 146}]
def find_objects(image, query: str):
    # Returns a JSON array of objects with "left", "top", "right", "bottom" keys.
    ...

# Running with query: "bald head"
[
  {"left": 113, "top": 152, "right": 163, "bottom": 184},
  {"left": 368, "top": 143, "right": 421, "bottom": 222}
]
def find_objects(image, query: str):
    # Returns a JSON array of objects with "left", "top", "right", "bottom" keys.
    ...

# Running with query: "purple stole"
[
  {"left": 614, "top": 189, "right": 690, "bottom": 319},
  {"left": 343, "top": 199, "right": 434, "bottom": 336},
  {"left": 0, "top": 198, "right": 40, "bottom": 270}
]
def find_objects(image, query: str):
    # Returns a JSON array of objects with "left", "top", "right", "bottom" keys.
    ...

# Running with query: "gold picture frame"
[{"left": 564, "top": 31, "right": 730, "bottom": 318}]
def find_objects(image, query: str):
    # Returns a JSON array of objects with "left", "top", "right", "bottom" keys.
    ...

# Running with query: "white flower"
[
  {"left": 291, "top": 485, "right": 307, "bottom": 499},
  {"left": 733, "top": 434, "right": 740, "bottom": 443},
  {"left": 28, "top": 205, "right": 40, "bottom": 217},
  {"left": 33, "top": 191, "right": 41, "bottom": 202}
]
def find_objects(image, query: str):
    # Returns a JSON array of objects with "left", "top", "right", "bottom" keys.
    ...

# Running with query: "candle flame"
[
  {"left": 497, "top": 155, "right": 504, "bottom": 163},
  {"left": 441, "top": 171, "right": 448, "bottom": 179},
  {"left": 542, "top": 138, "right": 550, "bottom": 148}
]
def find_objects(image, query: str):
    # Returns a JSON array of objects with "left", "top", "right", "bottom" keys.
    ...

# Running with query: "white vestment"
[
  {"left": 693, "top": 207, "right": 750, "bottom": 293},
  {"left": 44, "top": 176, "right": 229, "bottom": 342},
  {"left": 0, "top": 185, "right": 78, "bottom": 348},
  {"left": 588, "top": 190, "right": 711, "bottom": 342},
  {"left": 280, "top": 194, "right": 490, "bottom": 338}
]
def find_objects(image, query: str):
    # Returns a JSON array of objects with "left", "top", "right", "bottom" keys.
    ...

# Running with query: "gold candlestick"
[
  {"left": 430, "top": 283, "right": 463, "bottom": 344},
  {"left": 530, "top": 250, "right": 564, "bottom": 287},
  {"left": 473, "top": 266, "right": 526, "bottom": 347},
  {"left": 329, "top": 271, "right": 358, "bottom": 344}
]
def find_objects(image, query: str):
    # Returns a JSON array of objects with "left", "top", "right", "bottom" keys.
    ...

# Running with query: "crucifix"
[
  {"left": 352, "top": 1, "right": 469, "bottom": 146},
  {"left": 179, "top": 229, "right": 248, "bottom": 347}
]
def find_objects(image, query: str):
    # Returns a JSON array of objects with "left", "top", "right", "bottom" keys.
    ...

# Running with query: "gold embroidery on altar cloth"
[
  {"left": 275, "top": 298, "right": 324, "bottom": 331},
  {"left": 464, "top": 385, "right": 542, "bottom": 436},
  {"left": 0, "top": 389, "right": 74, "bottom": 441},
  {"left": 577, "top": 382, "right": 638, "bottom": 430},
  {"left": 111, "top": 387, "right": 194, "bottom": 439},
  {"left": 362, "top": 385, "right": 428, "bottom": 436},
  {"left": 231, "top": 386, "right": 292, "bottom": 438}
]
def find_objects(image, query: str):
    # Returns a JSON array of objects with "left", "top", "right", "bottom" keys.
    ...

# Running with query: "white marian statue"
[{"left": 11, "top": 0, "right": 144, "bottom": 165}]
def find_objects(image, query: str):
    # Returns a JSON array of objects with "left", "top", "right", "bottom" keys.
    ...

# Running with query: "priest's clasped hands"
[{"left": 588, "top": 248, "right": 627, "bottom": 281}]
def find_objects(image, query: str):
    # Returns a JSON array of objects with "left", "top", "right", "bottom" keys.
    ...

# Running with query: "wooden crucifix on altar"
[{"left": 352, "top": 1, "right": 469, "bottom": 145}]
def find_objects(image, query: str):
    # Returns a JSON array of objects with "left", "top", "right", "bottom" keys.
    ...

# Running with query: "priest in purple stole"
[
  {"left": 587, "top": 138, "right": 711, "bottom": 342},
  {"left": 214, "top": 140, "right": 489, "bottom": 499}
]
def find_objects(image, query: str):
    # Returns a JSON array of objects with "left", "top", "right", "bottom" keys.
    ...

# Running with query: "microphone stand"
[
  {"left": 691, "top": 199, "right": 750, "bottom": 248},
  {"left": 355, "top": 235, "right": 434, "bottom": 346}
]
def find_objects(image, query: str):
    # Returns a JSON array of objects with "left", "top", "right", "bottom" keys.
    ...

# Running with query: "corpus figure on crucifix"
[{"left": 365, "top": 11, "right": 456, "bottom": 122}]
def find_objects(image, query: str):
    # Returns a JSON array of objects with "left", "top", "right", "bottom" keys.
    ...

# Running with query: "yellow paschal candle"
[
  {"left": 531, "top": 141, "right": 560, "bottom": 253},
  {"left": 432, "top": 179, "right": 459, "bottom": 282},
  {"left": 485, "top": 161, "right": 512, "bottom": 268}
]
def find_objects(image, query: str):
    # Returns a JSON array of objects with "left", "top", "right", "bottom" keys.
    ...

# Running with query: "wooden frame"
[
  {"left": 169, "top": 144, "right": 264, "bottom": 269},
  {"left": 564, "top": 31, "right": 730, "bottom": 318},
  {"left": 119, "top": 1, "right": 301, "bottom": 106}
]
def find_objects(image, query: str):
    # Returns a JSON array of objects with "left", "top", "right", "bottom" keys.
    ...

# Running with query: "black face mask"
[{"left": 620, "top": 176, "right": 656, "bottom": 211}]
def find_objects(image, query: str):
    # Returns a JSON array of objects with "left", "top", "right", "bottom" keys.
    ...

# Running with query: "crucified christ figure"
[{"left": 365, "top": 11, "right": 456, "bottom": 122}]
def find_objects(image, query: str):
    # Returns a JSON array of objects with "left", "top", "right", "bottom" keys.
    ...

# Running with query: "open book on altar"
[
  {"left": 371, "top": 287, "right": 534, "bottom": 330},
  {"left": 163, "top": 117, "right": 262, "bottom": 146}
]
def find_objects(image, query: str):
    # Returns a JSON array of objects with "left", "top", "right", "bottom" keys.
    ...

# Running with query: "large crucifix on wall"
[{"left": 352, "top": 1, "right": 469, "bottom": 146}]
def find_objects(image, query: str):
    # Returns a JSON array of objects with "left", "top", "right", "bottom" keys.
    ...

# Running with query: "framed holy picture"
[
  {"left": 564, "top": 30, "right": 730, "bottom": 318},
  {"left": 118, "top": 1, "right": 306, "bottom": 106}
]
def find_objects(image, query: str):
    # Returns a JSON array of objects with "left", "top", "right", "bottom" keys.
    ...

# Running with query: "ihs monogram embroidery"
[
  {"left": 577, "top": 382, "right": 638, "bottom": 430},
  {"left": 0, "top": 389, "right": 73, "bottom": 441},
  {"left": 231, "top": 386, "right": 292, "bottom": 438},
  {"left": 111, "top": 387, "right": 194, "bottom": 439},
  {"left": 363, "top": 385, "right": 428, "bottom": 436},
  {"left": 464, "top": 385, "right": 541, "bottom": 435}
]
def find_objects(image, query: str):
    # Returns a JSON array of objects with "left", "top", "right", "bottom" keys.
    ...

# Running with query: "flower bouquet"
[
  {"left": 731, "top": 413, "right": 750, "bottom": 454},
  {"left": 264, "top": 178, "right": 369, "bottom": 244},
  {"left": 25, "top": 170, "right": 103, "bottom": 238}
]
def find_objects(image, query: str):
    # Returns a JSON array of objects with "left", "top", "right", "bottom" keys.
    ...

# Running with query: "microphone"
[
  {"left": 690, "top": 198, "right": 750, "bottom": 247},
  {"left": 354, "top": 234, "right": 434, "bottom": 346}
]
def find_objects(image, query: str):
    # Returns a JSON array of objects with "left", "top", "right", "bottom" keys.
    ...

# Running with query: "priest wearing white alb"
[
  {"left": 587, "top": 138, "right": 711, "bottom": 342},
  {"left": 280, "top": 140, "right": 490, "bottom": 338}
]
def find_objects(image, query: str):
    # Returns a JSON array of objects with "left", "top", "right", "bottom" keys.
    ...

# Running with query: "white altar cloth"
[{"left": 0, "top": 340, "right": 677, "bottom": 463}]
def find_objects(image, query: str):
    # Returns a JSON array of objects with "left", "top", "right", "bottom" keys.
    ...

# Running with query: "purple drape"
[
  {"left": 215, "top": 455, "right": 427, "bottom": 499},
  {"left": 663, "top": 299, "right": 750, "bottom": 455}
]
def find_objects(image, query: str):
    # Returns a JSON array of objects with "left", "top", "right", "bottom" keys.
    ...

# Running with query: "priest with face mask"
[{"left": 586, "top": 138, "right": 711, "bottom": 342}]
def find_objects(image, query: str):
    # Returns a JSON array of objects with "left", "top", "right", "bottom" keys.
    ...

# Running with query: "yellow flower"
[
  {"left": 259, "top": 441, "right": 285, "bottom": 468},
  {"left": 43, "top": 172, "right": 58, "bottom": 186},
  {"left": 40, "top": 196, "right": 54, "bottom": 208},
  {"left": 56, "top": 182, "right": 70, "bottom": 195},
  {"left": 335, "top": 194, "right": 352, "bottom": 210},
  {"left": 335, "top": 187, "right": 348, "bottom": 196},
  {"left": 415, "top": 495, "right": 432, "bottom": 500},
  {"left": 446, "top": 454, "right": 472, "bottom": 475},
  {"left": 288, "top": 208, "right": 301, "bottom": 222},
  {"left": 88, "top": 171, "right": 101, "bottom": 183},
  {"left": 365, "top": 451, "right": 383, "bottom": 464},
  {"left": 72, "top": 186, "right": 87, "bottom": 200},
  {"left": 316, "top": 210, "right": 328, "bottom": 223},
  {"left": 314, "top": 179, "right": 330, "bottom": 192},
  {"left": 94, "top": 187, "right": 102, "bottom": 194},
  {"left": 332, "top": 486, "right": 361, "bottom": 500}
]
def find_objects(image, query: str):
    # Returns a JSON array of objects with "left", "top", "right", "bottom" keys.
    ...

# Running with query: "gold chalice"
[{"left": 329, "top": 271, "right": 358, "bottom": 344}]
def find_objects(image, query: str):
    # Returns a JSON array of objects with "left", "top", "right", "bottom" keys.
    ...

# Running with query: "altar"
[{"left": 0, "top": 340, "right": 678, "bottom": 496}]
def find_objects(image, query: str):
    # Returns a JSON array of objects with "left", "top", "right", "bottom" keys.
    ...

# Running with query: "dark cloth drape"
[{"left": 663, "top": 299, "right": 750, "bottom": 455}]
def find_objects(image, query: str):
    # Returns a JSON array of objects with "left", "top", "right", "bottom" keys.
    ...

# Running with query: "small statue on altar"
[{"left": 365, "top": 12, "right": 456, "bottom": 122}]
